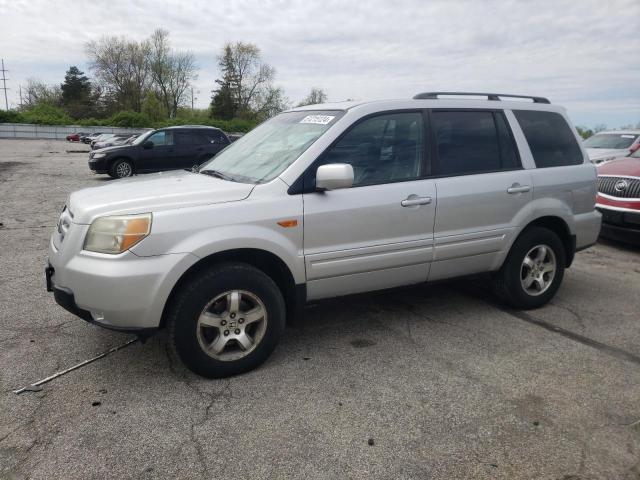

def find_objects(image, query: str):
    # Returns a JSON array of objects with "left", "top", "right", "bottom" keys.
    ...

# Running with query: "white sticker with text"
[
  {"left": 299, "top": 115, "right": 335, "bottom": 125},
  {"left": 621, "top": 134, "right": 636, "bottom": 138}
]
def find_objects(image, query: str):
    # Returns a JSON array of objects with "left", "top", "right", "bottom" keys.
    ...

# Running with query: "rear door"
[
  {"left": 302, "top": 111, "right": 437, "bottom": 300},
  {"left": 429, "top": 109, "right": 532, "bottom": 280}
]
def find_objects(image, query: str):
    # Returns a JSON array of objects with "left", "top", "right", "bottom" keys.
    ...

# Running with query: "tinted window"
[
  {"left": 176, "top": 132, "right": 205, "bottom": 146},
  {"left": 147, "top": 130, "right": 173, "bottom": 146},
  {"left": 514, "top": 110, "right": 583, "bottom": 167},
  {"left": 433, "top": 111, "right": 518, "bottom": 175},
  {"left": 319, "top": 112, "right": 424, "bottom": 186}
]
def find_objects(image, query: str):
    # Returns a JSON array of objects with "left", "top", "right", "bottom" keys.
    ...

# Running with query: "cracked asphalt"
[{"left": 1, "top": 139, "right": 639, "bottom": 480}]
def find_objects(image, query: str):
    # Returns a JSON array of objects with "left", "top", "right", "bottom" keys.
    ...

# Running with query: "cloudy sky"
[{"left": 0, "top": 0, "right": 638, "bottom": 128}]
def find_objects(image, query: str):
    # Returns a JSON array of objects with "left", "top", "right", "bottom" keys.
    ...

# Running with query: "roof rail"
[{"left": 412, "top": 92, "right": 551, "bottom": 104}]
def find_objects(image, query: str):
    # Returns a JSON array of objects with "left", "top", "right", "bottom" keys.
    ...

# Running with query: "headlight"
[
  {"left": 84, "top": 213, "right": 152, "bottom": 254},
  {"left": 93, "top": 153, "right": 106, "bottom": 159}
]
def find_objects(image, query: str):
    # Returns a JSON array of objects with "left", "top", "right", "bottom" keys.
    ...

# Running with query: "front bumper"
[
  {"left": 48, "top": 226, "right": 199, "bottom": 330},
  {"left": 596, "top": 205, "right": 640, "bottom": 244},
  {"left": 47, "top": 267, "right": 158, "bottom": 338},
  {"left": 88, "top": 156, "right": 108, "bottom": 173}
]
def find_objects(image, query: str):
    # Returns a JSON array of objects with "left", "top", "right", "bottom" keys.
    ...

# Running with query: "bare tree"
[
  {"left": 148, "top": 29, "right": 197, "bottom": 118},
  {"left": 213, "top": 42, "right": 276, "bottom": 119},
  {"left": 85, "top": 36, "right": 151, "bottom": 112},
  {"left": 297, "top": 87, "right": 327, "bottom": 106},
  {"left": 21, "top": 78, "right": 61, "bottom": 108}
]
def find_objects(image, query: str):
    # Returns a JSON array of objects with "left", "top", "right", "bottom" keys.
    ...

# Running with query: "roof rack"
[{"left": 412, "top": 92, "right": 550, "bottom": 104}]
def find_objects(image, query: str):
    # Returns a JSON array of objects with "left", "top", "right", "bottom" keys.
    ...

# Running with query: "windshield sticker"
[
  {"left": 300, "top": 115, "right": 335, "bottom": 125},
  {"left": 621, "top": 135, "right": 635, "bottom": 138}
]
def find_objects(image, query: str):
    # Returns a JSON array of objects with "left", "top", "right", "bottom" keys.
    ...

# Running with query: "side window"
[
  {"left": 318, "top": 112, "right": 424, "bottom": 187},
  {"left": 514, "top": 110, "right": 583, "bottom": 167},
  {"left": 176, "top": 132, "right": 202, "bottom": 146},
  {"left": 148, "top": 131, "right": 173, "bottom": 146},
  {"left": 432, "top": 111, "right": 519, "bottom": 176}
]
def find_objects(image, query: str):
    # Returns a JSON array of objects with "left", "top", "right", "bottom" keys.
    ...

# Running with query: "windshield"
[
  {"left": 200, "top": 110, "right": 344, "bottom": 183},
  {"left": 583, "top": 133, "right": 638, "bottom": 149},
  {"left": 132, "top": 130, "right": 155, "bottom": 146}
]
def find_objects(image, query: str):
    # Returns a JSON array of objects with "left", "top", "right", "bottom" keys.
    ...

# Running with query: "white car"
[{"left": 583, "top": 130, "right": 640, "bottom": 164}]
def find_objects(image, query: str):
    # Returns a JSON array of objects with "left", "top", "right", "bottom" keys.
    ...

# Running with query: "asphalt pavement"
[{"left": 1, "top": 139, "right": 639, "bottom": 479}]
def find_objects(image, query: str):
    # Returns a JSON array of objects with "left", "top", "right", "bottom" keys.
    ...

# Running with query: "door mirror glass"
[
  {"left": 143, "top": 140, "right": 154, "bottom": 149},
  {"left": 316, "top": 164, "right": 354, "bottom": 191}
]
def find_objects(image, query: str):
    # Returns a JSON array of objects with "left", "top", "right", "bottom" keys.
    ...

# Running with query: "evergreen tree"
[
  {"left": 210, "top": 45, "right": 237, "bottom": 120},
  {"left": 60, "top": 66, "right": 92, "bottom": 118}
]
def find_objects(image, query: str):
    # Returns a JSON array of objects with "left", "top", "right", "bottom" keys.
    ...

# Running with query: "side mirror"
[
  {"left": 316, "top": 163, "right": 354, "bottom": 191},
  {"left": 143, "top": 140, "right": 154, "bottom": 149},
  {"left": 629, "top": 143, "right": 640, "bottom": 154}
]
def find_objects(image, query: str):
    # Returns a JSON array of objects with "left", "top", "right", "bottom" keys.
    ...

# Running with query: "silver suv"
[{"left": 46, "top": 92, "right": 602, "bottom": 378}]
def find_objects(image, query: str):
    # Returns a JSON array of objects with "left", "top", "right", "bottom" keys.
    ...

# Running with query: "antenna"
[{"left": 0, "top": 59, "right": 9, "bottom": 110}]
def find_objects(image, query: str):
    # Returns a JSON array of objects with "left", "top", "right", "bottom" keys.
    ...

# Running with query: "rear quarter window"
[{"left": 514, "top": 110, "right": 583, "bottom": 168}]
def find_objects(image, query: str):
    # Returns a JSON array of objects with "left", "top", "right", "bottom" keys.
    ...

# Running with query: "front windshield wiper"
[{"left": 200, "top": 169, "right": 237, "bottom": 182}]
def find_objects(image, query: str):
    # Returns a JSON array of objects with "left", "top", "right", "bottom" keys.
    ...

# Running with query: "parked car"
[
  {"left": 66, "top": 132, "right": 86, "bottom": 142},
  {"left": 88, "top": 126, "right": 230, "bottom": 178},
  {"left": 81, "top": 132, "right": 102, "bottom": 144},
  {"left": 47, "top": 92, "right": 600, "bottom": 378},
  {"left": 90, "top": 133, "right": 118, "bottom": 149},
  {"left": 92, "top": 134, "right": 138, "bottom": 150},
  {"left": 583, "top": 130, "right": 640, "bottom": 165},
  {"left": 596, "top": 147, "right": 640, "bottom": 243}
]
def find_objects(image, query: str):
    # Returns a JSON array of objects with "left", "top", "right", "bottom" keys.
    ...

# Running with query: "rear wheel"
[
  {"left": 167, "top": 263, "right": 286, "bottom": 378},
  {"left": 109, "top": 159, "right": 133, "bottom": 178},
  {"left": 493, "top": 226, "right": 565, "bottom": 309}
]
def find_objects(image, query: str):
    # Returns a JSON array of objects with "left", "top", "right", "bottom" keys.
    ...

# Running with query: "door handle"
[
  {"left": 507, "top": 184, "right": 531, "bottom": 194},
  {"left": 401, "top": 195, "right": 432, "bottom": 207}
]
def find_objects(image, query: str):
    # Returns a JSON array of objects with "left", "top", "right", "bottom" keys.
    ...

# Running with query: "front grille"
[{"left": 597, "top": 176, "right": 640, "bottom": 199}]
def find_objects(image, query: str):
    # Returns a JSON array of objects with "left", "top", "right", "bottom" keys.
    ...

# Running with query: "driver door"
[
  {"left": 302, "top": 111, "right": 436, "bottom": 300},
  {"left": 138, "top": 130, "right": 180, "bottom": 172}
]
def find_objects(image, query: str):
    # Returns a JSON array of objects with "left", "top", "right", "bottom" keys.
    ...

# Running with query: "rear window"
[{"left": 514, "top": 110, "right": 583, "bottom": 168}]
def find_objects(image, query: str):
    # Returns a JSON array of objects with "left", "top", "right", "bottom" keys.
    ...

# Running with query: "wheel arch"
[
  {"left": 160, "top": 248, "right": 303, "bottom": 329},
  {"left": 517, "top": 216, "right": 575, "bottom": 267}
]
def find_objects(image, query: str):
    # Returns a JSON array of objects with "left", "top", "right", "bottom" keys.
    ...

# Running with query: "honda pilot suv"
[{"left": 47, "top": 92, "right": 601, "bottom": 378}]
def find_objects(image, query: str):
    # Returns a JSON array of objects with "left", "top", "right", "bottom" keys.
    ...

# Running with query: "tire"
[
  {"left": 493, "top": 226, "right": 565, "bottom": 309},
  {"left": 167, "top": 263, "right": 286, "bottom": 378},
  {"left": 109, "top": 158, "right": 134, "bottom": 178}
]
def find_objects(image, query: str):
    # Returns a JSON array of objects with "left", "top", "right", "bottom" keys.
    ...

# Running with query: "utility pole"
[
  {"left": 191, "top": 86, "right": 194, "bottom": 111},
  {"left": 0, "top": 59, "right": 9, "bottom": 110}
]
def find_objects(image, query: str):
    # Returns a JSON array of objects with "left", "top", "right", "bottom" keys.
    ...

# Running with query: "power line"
[{"left": 1, "top": 59, "right": 9, "bottom": 110}]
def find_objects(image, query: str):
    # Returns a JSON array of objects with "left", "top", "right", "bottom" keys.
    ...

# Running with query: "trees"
[
  {"left": 297, "top": 88, "right": 327, "bottom": 106},
  {"left": 21, "top": 78, "right": 62, "bottom": 108},
  {"left": 60, "top": 66, "right": 92, "bottom": 118},
  {"left": 210, "top": 41, "right": 286, "bottom": 120},
  {"left": 148, "top": 29, "right": 197, "bottom": 118},
  {"left": 85, "top": 35, "right": 152, "bottom": 113}
]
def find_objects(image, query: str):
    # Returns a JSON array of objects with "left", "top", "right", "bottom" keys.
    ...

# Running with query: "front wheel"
[
  {"left": 167, "top": 263, "right": 286, "bottom": 378},
  {"left": 109, "top": 159, "right": 134, "bottom": 178},
  {"left": 493, "top": 226, "right": 565, "bottom": 309}
]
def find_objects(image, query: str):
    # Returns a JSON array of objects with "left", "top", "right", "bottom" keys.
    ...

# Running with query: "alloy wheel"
[{"left": 196, "top": 290, "right": 268, "bottom": 361}]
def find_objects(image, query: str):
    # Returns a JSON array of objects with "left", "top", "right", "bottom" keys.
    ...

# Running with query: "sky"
[{"left": 0, "top": 0, "right": 638, "bottom": 128}]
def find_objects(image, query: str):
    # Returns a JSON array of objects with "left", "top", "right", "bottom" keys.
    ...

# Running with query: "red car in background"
[
  {"left": 66, "top": 132, "right": 86, "bottom": 142},
  {"left": 596, "top": 148, "right": 640, "bottom": 244}
]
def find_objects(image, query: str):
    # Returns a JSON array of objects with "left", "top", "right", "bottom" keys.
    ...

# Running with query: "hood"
[
  {"left": 91, "top": 144, "right": 132, "bottom": 155},
  {"left": 596, "top": 157, "right": 640, "bottom": 177},
  {"left": 69, "top": 170, "right": 255, "bottom": 224},
  {"left": 586, "top": 148, "right": 629, "bottom": 161}
]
